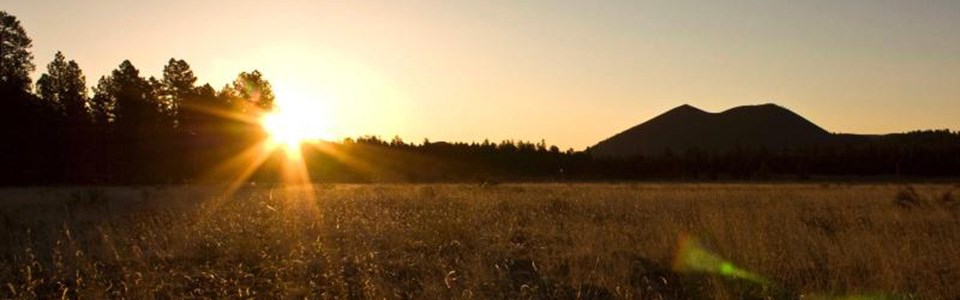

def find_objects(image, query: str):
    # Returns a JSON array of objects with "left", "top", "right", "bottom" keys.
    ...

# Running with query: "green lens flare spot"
[
  {"left": 720, "top": 262, "right": 734, "bottom": 275},
  {"left": 673, "top": 236, "right": 768, "bottom": 285}
]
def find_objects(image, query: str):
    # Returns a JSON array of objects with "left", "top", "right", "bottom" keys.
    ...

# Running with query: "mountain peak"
[
  {"left": 656, "top": 104, "right": 708, "bottom": 120},
  {"left": 670, "top": 104, "right": 706, "bottom": 113},
  {"left": 590, "top": 103, "right": 831, "bottom": 158},
  {"left": 722, "top": 103, "right": 785, "bottom": 113}
]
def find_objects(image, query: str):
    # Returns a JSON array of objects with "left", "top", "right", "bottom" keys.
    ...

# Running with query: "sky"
[{"left": 5, "top": 0, "right": 960, "bottom": 150}]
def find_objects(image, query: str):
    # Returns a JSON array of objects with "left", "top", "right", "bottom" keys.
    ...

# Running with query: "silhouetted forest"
[{"left": 2, "top": 11, "right": 959, "bottom": 185}]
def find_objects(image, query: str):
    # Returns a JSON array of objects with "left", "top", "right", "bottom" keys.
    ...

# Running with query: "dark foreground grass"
[{"left": 1, "top": 183, "right": 958, "bottom": 299}]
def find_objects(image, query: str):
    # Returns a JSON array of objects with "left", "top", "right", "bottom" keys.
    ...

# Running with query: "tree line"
[
  {"left": 2, "top": 11, "right": 959, "bottom": 185},
  {"left": 287, "top": 130, "right": 960, "bottom": 183},
  {"left": 2, "top": 11, "right": 276, "bottom": 184}
]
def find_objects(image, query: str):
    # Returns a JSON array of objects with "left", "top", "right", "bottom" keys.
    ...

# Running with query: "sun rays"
[
  {"left": 259, "top": 95, "right": 334, "bottom": 159},
  {"left": 182, "top": 92, "right": 335, "bottom": 201}
]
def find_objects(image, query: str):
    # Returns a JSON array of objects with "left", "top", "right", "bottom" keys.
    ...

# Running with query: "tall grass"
[{"left": 0, "top": 183, "right": 957, "bottom": 299}]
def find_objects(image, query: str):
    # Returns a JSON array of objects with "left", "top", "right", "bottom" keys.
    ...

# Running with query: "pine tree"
[
  {"left": 231, "top": 70, "right": 275, "bottom": 112},
  {"left": 96, "top": 60, "right": 163, "bottom": 134},
  {"left": 161, "top": 58, "right": 197, "bottom": 128},
  {"left": 37, "top": 51, "right": 89, "bottom": 123},
  {"left": 0, "top": 11, "right": 34, "bottom": 93}
]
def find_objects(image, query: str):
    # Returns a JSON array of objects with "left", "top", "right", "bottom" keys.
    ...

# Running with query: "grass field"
[{"left": 1, "top": 183, "right": 958, "bottom": 299}]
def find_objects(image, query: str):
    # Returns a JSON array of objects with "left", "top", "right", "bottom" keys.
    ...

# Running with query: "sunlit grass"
[{"left": 0, "top": 184, "right": 957, "bottom": 298}]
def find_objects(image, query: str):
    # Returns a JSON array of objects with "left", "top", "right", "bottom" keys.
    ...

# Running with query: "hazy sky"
[{"left": 6, "top": 0, "right": 960, "bottom": 149}]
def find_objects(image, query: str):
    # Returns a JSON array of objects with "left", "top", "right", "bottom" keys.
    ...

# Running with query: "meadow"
[{"left": 1, "top": 183, "right": 958, "bottom": 299}]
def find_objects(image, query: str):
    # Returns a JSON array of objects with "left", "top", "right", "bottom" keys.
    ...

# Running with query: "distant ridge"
[{"left": 589, "top": 103, "right": 833, "bottom": 158}]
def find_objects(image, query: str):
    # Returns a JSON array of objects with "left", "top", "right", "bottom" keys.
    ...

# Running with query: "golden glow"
[
  {"left": 261, "top": 113, "right": 305, "bottom": 157},
  {"left": 260, "top": 88, "right": 335, "bottom": 158},
  {"left": 179, "top": 79, "right": 373, "bottom": 211}
]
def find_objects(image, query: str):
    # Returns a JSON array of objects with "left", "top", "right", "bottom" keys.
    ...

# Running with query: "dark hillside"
[{"left": 590, "top": 104, "right": 832, "bottom": 158}]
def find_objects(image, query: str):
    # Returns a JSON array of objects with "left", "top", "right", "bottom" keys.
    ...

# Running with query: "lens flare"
[
  {"left": 671, "top": 235, "right": 907, "bottom": 299},
  {"left": 672, "top": 235, "right": 769, "bottom": 284}
]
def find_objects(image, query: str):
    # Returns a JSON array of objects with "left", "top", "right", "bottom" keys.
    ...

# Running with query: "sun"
[
  {"left": 261, "top": 113, "right": 305, "bottom": 155},
  {"left": 259, "top": 92, "right": 334, "bottom": 158}
]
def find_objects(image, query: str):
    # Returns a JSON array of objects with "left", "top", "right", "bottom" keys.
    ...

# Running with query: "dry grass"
[{"left": 1, "top": 183, "right": 958, "bottom": 299}]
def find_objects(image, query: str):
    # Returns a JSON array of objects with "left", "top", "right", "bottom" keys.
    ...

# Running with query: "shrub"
[{"left": 894, "top": 186, "right": 924, "bottom": 210}]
